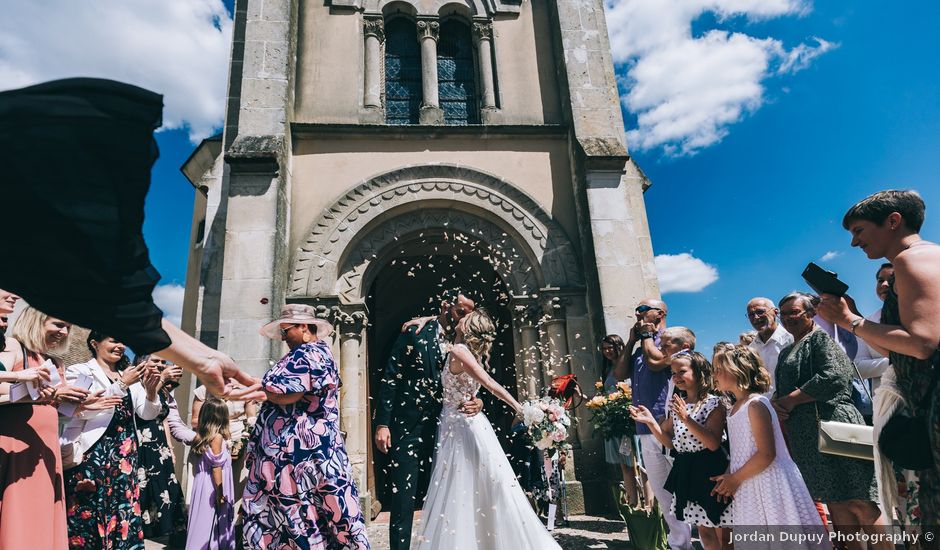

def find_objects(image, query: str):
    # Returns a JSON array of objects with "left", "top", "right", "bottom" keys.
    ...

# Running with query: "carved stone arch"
[
  {"left": 289, "top": 164, "right": 583, "bottom": 300},
  {"left": 340, "top": 207, "right": 539, "bottom": 303},
  {"left": 370, "top": 0, "right": 485, "bottom": 18}
]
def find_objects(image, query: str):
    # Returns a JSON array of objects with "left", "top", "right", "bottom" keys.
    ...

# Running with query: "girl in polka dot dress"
[{"left": 631, "top": 351, "right": 732, "bottom": 550}]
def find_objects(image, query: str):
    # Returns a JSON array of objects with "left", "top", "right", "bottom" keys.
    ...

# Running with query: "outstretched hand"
[{"left": 629, "top": 405, "right": 656, "bottom": 426}]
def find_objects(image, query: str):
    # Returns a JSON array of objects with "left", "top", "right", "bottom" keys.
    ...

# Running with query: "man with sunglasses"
[
  {"left": 745, "top": 297, "right": 794, "bottom": 395},
  {"left": 374, "top": 289, "right": 484, "bottom": 550},
  {"left": 629, "top": 299, "right": 693, "bottom": 550}
]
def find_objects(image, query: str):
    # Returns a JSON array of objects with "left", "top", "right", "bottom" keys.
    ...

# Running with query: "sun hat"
[{"left": 259, "top": 304, "right": 334, "bottom": 339}]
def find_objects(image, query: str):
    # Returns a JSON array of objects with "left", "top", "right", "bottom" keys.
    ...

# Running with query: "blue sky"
[{"left": 2, "top": 1, "right": 937, "bottom": 347}]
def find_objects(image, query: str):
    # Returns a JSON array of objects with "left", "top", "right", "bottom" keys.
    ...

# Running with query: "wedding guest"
[
  {"left": 600, "top": 334, "right": 647, "bottom": 508},
  {"left": 632, "top": 298, "right": 693, "bottom": 549},
  {"left": 711, "top": 347, "right": 826, "bottom": 547},
  {"left": 852, "top": 263, "right": 894, "bottom": 401},
  {"left": 243, "top": 304, "right": 370, "bottom": 549},
  {"left": 191, "top": 380, "right": 257, "bottom": 498},
  {"left": 632, "top": 351, "right": 731, "bottom": 550},
  {"left": 818, "top": 189, "right": 940, "bottom": 528},
  {"left": 135, "top": 354, "right": 187, "bottom": 545},
  {"left": 0, "top": 307, "right": 89, "bottom": 549},
  {"left": 61, "top": 331, "right": 163, "bottom": 549},
  {"left": 745, "top": 296, "right": 794, "bottom": 395},
  {"left": 772, "top": 292, "right": 890, "bottom": 549},
  {"left": 187, "top": 397, "right": 235, "bottom": 550},
  {"left": 0, "top": 289, "right": 19, "bottom": 361}
]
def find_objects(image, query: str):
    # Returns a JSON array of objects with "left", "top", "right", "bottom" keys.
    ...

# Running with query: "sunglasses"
[
  {"left": 279, "top": 324, "right": 297, "bottom": 337},
  {"left": 635, "top": 305, "right": 663, "bottom": 314}
]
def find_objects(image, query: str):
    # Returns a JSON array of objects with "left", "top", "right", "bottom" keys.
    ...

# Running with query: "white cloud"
[
  {"left": 820, "top": 250, "right": 841, "bottom": 261},
  {"left": 0, "top": 1, "right": 232, "bottom": 142},
  {"left": 153, "top": 284, "right": 186, "bottom": 327},
  {"left": 654, "top": 253, "right": 719, "bottom": 293},
  {"left": 605, "top": 0, "right": 836, "bottom": 155}
]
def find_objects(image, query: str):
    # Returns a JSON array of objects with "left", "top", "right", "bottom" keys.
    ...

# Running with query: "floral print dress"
[
  {"left": 136, "top": 391, "right": 186, "bottom": 542},
  {"left": 64, "top": 391, "right": 144, "bottom": 549},
  {"left": 242, "top": 340, "right": 370, "bottom": 550}
]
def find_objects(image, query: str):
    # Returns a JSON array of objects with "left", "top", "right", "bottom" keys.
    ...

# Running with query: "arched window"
[
  {"left": 437, "top": 20, "right": 479, "bottom": 125},
  {"left": 384, "top": 19, "right": 422, "bottom": 125}
]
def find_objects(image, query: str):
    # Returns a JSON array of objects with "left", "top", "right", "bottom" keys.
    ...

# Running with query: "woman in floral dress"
[
  {"left": 243, "top": 304, "right": 370, "bottom": 549},
  {"left": 135, "top": 354, "right": 187, "bottom": 546},
  {"left": 62, "top": 332, "right": 163, "bottom": 549}
]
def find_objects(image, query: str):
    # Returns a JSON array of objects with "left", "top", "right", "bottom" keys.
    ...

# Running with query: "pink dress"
[{"left": 0, "top": 347, "right": 68, "bottom": 549}]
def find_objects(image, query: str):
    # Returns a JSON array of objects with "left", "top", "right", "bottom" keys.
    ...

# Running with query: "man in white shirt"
[{"left": 746, "top": 297, "right": 794, "bottom": 394}]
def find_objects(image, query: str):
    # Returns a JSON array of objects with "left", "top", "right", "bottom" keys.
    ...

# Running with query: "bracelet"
[{"left": 850, "top": 316, "right": 864, "bottom": 335}]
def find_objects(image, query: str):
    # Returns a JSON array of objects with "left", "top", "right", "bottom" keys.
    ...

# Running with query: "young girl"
[
  {"left": 630, "top": 351, "right": 731, "bottom": 550},
  {"left": 187, "top": 397, "right": 235, "bottom": 550},
  {"left": 710, "top": 346, "right": 826, "bottom": 547}
]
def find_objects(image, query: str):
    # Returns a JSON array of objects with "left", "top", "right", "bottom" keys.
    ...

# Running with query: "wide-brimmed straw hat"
[{"left": 259, "top": 304, "right": 334, "bottom": 339}]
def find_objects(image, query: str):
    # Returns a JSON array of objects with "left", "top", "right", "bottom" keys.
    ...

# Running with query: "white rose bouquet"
[{"left": 522, "top": 396, "right": 571, "bottom": 450}]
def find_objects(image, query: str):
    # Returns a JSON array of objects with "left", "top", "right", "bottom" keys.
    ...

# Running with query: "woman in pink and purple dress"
[{"left": 242, "top": 305, "right": 370, "bottom": 550}]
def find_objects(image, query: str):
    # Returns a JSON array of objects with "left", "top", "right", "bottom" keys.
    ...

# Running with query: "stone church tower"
[{"left": 180, "top": 0, "right": 660, "bottom": 515}]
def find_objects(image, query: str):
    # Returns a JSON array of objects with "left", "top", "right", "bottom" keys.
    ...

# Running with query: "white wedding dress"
[{"left": 412, "top": 345, "right": 561, "bottom": 550}]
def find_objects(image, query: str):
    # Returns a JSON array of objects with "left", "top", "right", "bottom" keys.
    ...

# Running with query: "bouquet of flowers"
[
  {"left": 522, "top": 397, "right": 572, "bottom": 450},
  {"left": 586, "top": 380, "right": 635, "bottom": 439}
]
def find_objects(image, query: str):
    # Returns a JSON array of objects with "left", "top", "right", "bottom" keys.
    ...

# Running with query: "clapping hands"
[{"left": 670, "top": 394, "right": 689, "bottom": 422}]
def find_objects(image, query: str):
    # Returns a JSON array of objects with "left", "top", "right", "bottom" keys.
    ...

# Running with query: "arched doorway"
[{"left": 364, "top": 240, "right": 518, "bottom": 513}]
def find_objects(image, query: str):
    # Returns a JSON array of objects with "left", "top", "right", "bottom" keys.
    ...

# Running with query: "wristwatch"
[
  {"left": 639, "top": 331, "right": 655, "bottom": 340},
  {"left": 850, "top": 317, "right": 864, "bottom": 335}
]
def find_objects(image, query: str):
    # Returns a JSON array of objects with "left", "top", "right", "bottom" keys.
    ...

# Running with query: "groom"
[{"left": 374, "top": 290, "right": 483, "bottom": 550}]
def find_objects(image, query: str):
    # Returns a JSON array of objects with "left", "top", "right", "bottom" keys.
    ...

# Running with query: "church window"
[
  {"left": 384, "top": 18, "right": 422, "bottom": 125},
  {"left": 437, "top": 20, "right": 479, "bottom": 125}
]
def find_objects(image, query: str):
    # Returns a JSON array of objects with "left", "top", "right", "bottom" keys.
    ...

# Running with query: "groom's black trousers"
[{"left": 387, "top": 420, "right": 439, "bottom": 550}]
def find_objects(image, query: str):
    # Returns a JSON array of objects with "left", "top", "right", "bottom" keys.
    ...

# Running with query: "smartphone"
[{"left": 802, "top": 262, "right": 849, "bottom": 297}]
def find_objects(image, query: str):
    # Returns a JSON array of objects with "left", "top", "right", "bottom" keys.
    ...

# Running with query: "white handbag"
[{"left": 816, "top": 361, "right": 874, "bottom": 461}]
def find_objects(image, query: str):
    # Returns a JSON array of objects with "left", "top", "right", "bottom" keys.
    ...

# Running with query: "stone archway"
[
  {"left": 288, "top": 163, "right": 584, "bottom": 303},
  {"left": 288, "top": 164, "right": 589, "bottom": 517}
]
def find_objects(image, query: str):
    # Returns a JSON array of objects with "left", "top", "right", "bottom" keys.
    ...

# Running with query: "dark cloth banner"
[{"left": 0, "top": 78, "right": 171, "bottom": 354}]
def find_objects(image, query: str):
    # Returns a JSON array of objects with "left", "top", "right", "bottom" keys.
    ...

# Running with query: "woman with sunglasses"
[
  {"left": 134, "top": 354, "right": 188, "bottom": 546},
  {"left": 243, "top": 304, "right": 371, "bottom": 549}
]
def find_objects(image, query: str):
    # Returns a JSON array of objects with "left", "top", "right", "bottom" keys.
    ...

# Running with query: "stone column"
[
  {"left": 335, "top": 308, "right": 369, "bottom": 507},
  {"left": 417, "top": 19, "right": 444, "bottom": 124},
  {"left": 362, "top": 16, "right": 384, "bottom": 109},
  {"left": 513, "top": 301, "right": 542, "bottom": 400},
  {"left": 472, "top": 22, "right": 496, "bottom": 110}
]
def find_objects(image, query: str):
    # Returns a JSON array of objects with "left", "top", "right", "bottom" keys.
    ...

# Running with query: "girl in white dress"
[
  {"left": 711, "top": 346, "right": 827, "bottom": 548},
  {"left": 631, "top": 351, "right": 731, "bottom": 550},
  {"left": 412, "top": 309, "right": 561, "bottom": 550}
]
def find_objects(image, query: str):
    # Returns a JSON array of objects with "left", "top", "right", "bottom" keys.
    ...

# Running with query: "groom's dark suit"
[{"left": 375, "top": 320, "right": 446, "bottom": 550}]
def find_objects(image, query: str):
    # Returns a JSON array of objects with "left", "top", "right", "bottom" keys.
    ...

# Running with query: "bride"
[{"left": 412, "top": 309, "right": 561, "bottom": 550}]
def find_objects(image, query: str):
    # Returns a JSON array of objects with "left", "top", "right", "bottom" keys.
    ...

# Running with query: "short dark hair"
[
  {"left": 876, "top": 263, "right": 893, "bottom": 278},
  {"left": 842, "top": 190, "right": 926, "bottom": 233}
]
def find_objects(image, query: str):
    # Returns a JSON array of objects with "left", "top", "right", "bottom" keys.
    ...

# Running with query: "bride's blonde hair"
[{"left": 462, "top": 309, "right": 496, "bottom": 368}]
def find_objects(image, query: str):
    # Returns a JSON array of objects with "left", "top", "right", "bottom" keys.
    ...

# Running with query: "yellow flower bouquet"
[{"left": 586, "top": 380, "right": 635, "bottom": 439}]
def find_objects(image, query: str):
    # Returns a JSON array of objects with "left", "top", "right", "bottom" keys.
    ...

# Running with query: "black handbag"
[{"left": 878, "top": 349, "right": 938, "bottom": 471}]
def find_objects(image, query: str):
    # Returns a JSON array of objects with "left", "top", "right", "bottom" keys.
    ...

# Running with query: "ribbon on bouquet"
[{"left": 543, "top": 450, "right": 558, "bottom": 530}]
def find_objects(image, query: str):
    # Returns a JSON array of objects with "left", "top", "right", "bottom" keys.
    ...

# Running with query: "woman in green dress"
[{"left": 772, "top": 292, "right": 889, "bottom": 549}]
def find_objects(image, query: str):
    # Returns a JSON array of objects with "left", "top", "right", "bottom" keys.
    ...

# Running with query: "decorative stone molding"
[
  {"left": 290, "top": 165, "right": 584, "bottom": 301},
  {"left": 363, "top": 17, "right": 385, "bottom": 42},
  {"left": 540, "top": 295, "right": 569, "bottom": 322},
  {"left": 335, "top": 309, "right": 369, "bottom": 339},
  {"left": 472, "top": 21, "right": 493, "bottom": 42},
  {"left": 416, "top": 20, "right": 440, "bottom": 41}
]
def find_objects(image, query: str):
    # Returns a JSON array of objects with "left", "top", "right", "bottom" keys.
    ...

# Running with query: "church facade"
[{"left": 180, "top": 0, "right": 660, "bottom": 515}]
